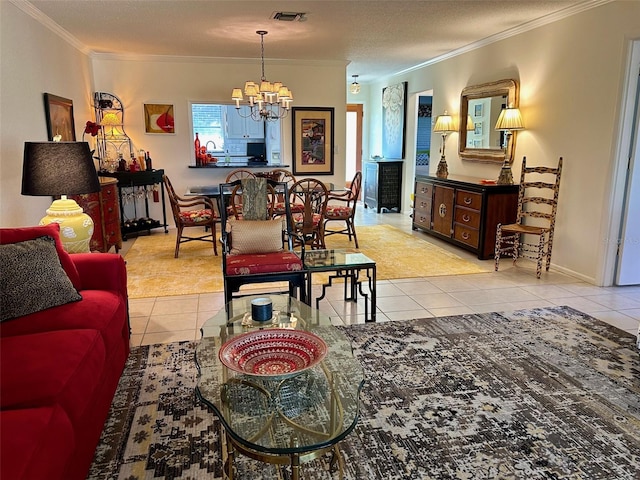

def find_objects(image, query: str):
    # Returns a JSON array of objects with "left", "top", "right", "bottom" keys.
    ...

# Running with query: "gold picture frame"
[{"left": 291, "top": 107, "right": 334, "bottom": 175}]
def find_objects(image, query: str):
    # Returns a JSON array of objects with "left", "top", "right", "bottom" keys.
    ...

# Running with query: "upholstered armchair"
[{"left": 218, "top": 177, "right": 306, "bottom": 306}]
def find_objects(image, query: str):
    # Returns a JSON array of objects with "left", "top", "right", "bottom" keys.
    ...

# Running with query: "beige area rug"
[{"left": 124, "top": 224, "right": 491, "bottom": 299}]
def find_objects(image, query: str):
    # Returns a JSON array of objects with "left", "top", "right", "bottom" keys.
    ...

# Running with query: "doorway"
[
  {"left": 346, "top": 104, "right": 363, "bottom": 186},
  {"left": 614, "top": 39, "right": 640, "bottom": 285}
]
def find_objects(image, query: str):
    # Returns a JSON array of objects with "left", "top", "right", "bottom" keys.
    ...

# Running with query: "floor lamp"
[
  {"left": 21, "top": 141, "right": 101, "bottom": 253},
  {"left": 495, "top": 107, "right": 525, "bottom": 185},
  {"left": 433, "top": 111, "right": 456, "bottom": 178}
]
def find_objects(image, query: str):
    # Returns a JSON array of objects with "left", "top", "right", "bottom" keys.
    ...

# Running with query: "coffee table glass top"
[
  {"left": 195, "top": 295, "right": 364, "bottom": 456},
  {"left": 303, "top": 249, "right": 375, "bottom": 270}
]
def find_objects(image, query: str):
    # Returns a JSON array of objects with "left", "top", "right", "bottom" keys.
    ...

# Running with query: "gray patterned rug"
[{"left": 88, "top": 306, "right": 640, "bottom": 479}]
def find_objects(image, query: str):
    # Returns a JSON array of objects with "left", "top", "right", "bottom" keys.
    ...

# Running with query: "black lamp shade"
[{"left": 22, "top": 142, "right": 100, "bottom": 196}]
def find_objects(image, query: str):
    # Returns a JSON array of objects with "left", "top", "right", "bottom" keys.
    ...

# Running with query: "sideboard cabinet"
[
  {"left": 412, "top": 174, "right": 519, "bottom": 259},
  {"left": 70, "top": 177, "right": 122, "bottom": 253},
  {"left": 363, "top": 160, "right": 403, "bottom": 213}
]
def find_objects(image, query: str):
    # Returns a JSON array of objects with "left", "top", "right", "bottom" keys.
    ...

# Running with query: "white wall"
[
  {"left": 90, "top": 56, "right": 347, "bottom": 222},
  {"left": 359, "top": 0, "right": 640, "bottom": 285},
  {"left": 0, "top": 1, "right": 94, "bottom": 227}
]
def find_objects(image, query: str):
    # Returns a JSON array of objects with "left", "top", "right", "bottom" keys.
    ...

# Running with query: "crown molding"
[
  {"left": 10, "top": 0, "right": 91, "bottom": 55},
  {"left": 394, "top": 0, "right": 615, "bottom": 77}
]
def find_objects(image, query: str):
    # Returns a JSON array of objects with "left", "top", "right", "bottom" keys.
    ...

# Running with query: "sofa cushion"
[
  {"left": 0, "top": 329, "right": 106, "bottom": 422},
  {"left": 0, "top": 224, "right": 81, "bottom": 290},
  {"left": 0, "top": 236, "right": 82, "bottom": 322},
  {"left": 225, "top": 251, "right": 303, "bottom": 275},
  {"left": 0, "top": 405, "right": 75, "bottom": 480},
  {"left": 0, "top": 290, "right": 125, "bottom": 353}
]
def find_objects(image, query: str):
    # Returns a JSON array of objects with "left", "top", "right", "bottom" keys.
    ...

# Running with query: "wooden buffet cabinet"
[
  {"left": 69, "top": 177, "right": 122, "bottom": 253},
  {"left": 412, "top": 175, "right": 519, "bottom": 259}
]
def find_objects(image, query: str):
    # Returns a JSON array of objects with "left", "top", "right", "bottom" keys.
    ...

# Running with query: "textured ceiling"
[{"left": 24, "top": 0, "right": 600, "bottom": 82}]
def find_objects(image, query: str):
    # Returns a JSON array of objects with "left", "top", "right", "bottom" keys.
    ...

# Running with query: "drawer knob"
[
  {"left": 464, "top": 197, "right": 472, "bottom": 205},
  {"left": 462, "top": 232, "right": 470, "bottom": 240},
  {"left": 463, "top": 214, "right": 470, "bottom": 222},
  {"left": 438, "top": 203, "right": 447, "bottom": 218}
]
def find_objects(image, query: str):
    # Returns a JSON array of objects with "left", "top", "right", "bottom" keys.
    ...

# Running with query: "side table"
[{"left": 304, "top": 249, "right": 377, "bottom": 322}]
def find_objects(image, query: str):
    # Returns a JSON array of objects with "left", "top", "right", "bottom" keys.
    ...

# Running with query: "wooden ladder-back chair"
[
  {"left": 163, "top": 174, "right": 219, "bottom": 258},
  {"left": 324, "top": 171, "right": 363, "bottom": 248},
  {"left": 288, "top": 178, "right": 329, "bottom": 250},
  {"left": 225, "top": 169, "right": 256, "bottom": 182},
  {"left": 218, "top": 177, "right": 306, "bottom": 306},
  {"left": 494, "top": 157, "right": 563, "bottom": 278}
]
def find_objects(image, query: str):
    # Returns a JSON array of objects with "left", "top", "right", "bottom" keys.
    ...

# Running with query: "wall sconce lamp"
[
  {"left": 21, "top": 142, "right": 101, "bottom": 252},
  {"left": 494, "top": 106, "right": 525, "bottom": 185},
  {"left": 433, "top": 111, "right": 456, "bottom": 178}
]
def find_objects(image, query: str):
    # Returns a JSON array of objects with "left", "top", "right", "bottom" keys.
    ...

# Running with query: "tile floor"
[{"left": 126, "top": 206, "right": 640, "bottom": 347}]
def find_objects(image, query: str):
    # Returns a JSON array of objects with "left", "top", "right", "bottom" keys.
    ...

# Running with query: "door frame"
[{"left": 346, "top": 104, "right": 363, "bottom": 186}]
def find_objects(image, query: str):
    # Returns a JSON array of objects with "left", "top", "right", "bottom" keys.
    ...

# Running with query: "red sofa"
[{"left": 0, "top": 224, "right": 130, "bottom": 480}]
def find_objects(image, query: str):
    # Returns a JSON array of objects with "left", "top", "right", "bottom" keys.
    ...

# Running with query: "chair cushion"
[
  {"left": 0, "top": 236, "right": 82, "bottom": 322},
  {"left": 228, "top": 218, "right": 284, "bottom": 255},
  {"left": 226, "top": 251, "right": 303, "bottom": 275},
  {"left": 272, "top": 202, "right": 304, "bottom": 214},
  {"left": 178, "top": 209, "right": 215, "bottom": 224},
  {"left": 325, "top": 205, "right": 353, "bottom": 218},
  {"left": 292, "top": 212, "right": 323, "bottom": 227}
]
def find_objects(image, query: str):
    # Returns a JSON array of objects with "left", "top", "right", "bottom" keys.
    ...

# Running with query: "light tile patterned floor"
[{"left": 126, "top": 206, "right": 640, "bottom": 346}]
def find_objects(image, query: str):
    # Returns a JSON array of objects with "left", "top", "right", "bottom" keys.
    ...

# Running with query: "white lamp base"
[{"left": 39, "top": 196, "right": 94, "bottom": 253}]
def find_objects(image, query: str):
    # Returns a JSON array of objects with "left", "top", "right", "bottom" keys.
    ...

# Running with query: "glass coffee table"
[
  {"left": 195, "top": 294, "right": 364, "bottom": 480},
  {"left": 304, "top": 249, "right": 377, "bottom": 322}
]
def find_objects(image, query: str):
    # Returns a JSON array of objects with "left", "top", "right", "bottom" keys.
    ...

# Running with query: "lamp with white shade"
[
  {"left": 21, "top": 141, "right": 101, "bottom": 253},
  {"left": 494, "top": 106, "right": 525, "bottom": 185},
  {"left": 433, "top": 111, "right": 456, "bottom": 178}
]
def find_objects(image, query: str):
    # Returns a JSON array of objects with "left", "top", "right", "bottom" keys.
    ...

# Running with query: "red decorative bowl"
[{"left": 219, "top": 329, "right": 328, "bottom": 377}]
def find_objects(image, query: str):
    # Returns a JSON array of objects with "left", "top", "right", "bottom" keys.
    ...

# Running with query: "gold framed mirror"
[{"left": 459, "top": 79, "right": 519, "bottom": 163}]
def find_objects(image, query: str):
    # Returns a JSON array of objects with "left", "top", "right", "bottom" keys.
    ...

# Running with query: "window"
[{"left": 191, "top": 103, "right": 225, "bottom": 152}]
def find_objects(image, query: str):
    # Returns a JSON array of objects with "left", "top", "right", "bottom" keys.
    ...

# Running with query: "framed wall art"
[
  {"left": 382, "top": 81, "right": 407, "bottom": 159},
  {"left": 43, "top": 93, "right": 76, "bottom": 141},
  {"left": 291, "top": 107, "right": 334, "bottom": 175},
  {"left": 144, "top": 103, "right": 175, "bottom": 134}
]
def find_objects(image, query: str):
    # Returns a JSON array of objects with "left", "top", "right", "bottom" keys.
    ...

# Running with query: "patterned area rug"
[
  {"left": 124, "top": 224, "right": 490, "bottom": 299},
  {"left": 88, "top": 306, "right": 640, "bottom": 479}
]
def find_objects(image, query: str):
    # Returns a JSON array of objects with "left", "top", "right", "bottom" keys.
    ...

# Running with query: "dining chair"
[
  {"left": 268, "top": 169, "right": 301, "bottom": 217},
  {"left": 323, "top": 171, "right": 362, "bottom": 248},
  {"left": 225, "top": 169, "right": 256, "bottom": 182},
  {"left": 494, "top": 156, "right": 563, "bottom": 278},
  {"left": 218, "top": 177, "right": 306, "bottom": 306},
  {"left": 288, "top": 178, "right": 329, "bottom": 250},
  {"left": 163, "top": 174, "right": 219, "bottom": 258}
]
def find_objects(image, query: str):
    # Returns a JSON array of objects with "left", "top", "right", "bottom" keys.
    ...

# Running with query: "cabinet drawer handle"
[
  {"left": 420, "top": 201, "right": 426, "bottom": 208},
  {"left": 462, "top": 214, "right": 470, "bottom": 222},
  {"left": 438, "top": 203, "right": 447, "bottom": 218},
  {"left": 462, "top": 232, "right": 470, "bottom": 240},
  {"left": 464, "top": 196, "right": 472, "bottom": 205},
  {"left": 420, "top": 187, "right": 428, "bottom": 193}
]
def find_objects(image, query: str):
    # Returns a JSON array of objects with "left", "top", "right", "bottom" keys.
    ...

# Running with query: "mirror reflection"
[{"left": 459, "top": 79, "right": 519, "bottom": 163}]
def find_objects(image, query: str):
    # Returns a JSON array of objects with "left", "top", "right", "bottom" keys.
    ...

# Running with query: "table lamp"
[
  {"left": 433, "top": 111, "right": 456, "bottom": 178},
  {"left": 22, "top": 142, "right": 101, "bottom": 253},
  {"left": 494, "top": 106, "right": 525, "bottom": 184}
]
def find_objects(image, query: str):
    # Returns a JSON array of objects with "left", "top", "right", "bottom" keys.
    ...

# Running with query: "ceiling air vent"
[{"left": 271, "top": 12, "right": 306, "bottom": 22}]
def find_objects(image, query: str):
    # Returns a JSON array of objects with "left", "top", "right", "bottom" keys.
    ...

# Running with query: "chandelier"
[{"left": 231, "top": 30, "right": 293, "bottom": 122}]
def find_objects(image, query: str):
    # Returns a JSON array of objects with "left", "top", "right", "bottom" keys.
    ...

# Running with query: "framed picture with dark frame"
[
  {"left": 43, "top": 93, "right": 76, "bottom": 141},
  {"left": 291, "top": 107, "right": 334, "bottom": 175}
]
